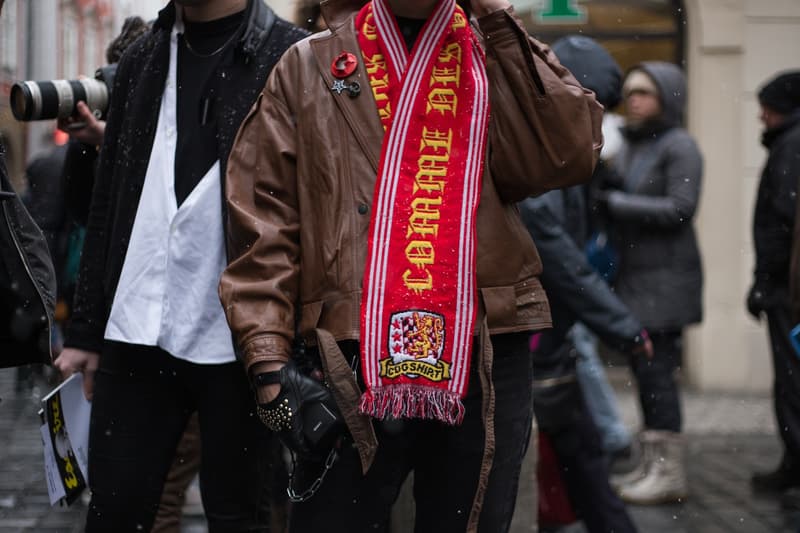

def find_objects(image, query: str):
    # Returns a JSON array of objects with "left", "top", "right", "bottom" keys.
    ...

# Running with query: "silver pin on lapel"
[{"left": 330, "top": 80, "right": 361, "bottom": 99}]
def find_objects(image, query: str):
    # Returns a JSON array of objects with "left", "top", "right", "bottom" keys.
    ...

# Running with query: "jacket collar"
[
  {"left": 155, "top": 0, "right": 275, "bottom": 60},
  {"left": 762, "top": 109, "right": 800, "bottom": 149},
  {"left": 320, "top": 0, "right": 368, "bottom": 32},
  {"left": 310, "top": 10, "right": 384, "bottom": 173}
]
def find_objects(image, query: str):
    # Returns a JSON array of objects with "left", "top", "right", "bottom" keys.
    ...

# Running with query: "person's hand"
[
  {"left": 57, "top": 101, "right": 106, "bottom": 147},
  {"left": 254, "top": 360, "right": 343, "bottom": 459},
  {"left": 469, "top": 0, "right": 511, "bottom": 17},
  {"left": 631, "top": 329, "right": 654, "bottom": 359},
  {"left": 251, "top": 361, "right": 287, "bottom": 404},
  {"left": 746, "top": 281, "right": 770, "bottom": 320},
  {"left": 54, "top": 348, "right": 100, "bottom": 401}
]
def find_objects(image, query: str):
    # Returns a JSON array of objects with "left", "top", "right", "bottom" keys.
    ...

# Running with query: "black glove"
[
  {"left": 746, "top": 280, "right": 771, "bottom": 320},
  {"left": 255, "top": 360, "right": 344, "bottom": 460}
]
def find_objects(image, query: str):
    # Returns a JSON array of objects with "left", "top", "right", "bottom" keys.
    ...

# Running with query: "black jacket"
[
  {"left": 0, "top": 142, "right": 57, "bottom": 367},
  {"left": 753, "top": 111, "right": 800, "bottom": 293},
  {"left": 519, "top": 188, "right": 645, "bottom": 359},
  {"left": 65, "top": 0, "right": 308, "bottom": 353}
]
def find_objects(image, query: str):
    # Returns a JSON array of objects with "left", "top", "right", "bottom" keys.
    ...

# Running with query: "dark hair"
[{"left": 106, "top": 16, "right": 150, "bottom": 64}]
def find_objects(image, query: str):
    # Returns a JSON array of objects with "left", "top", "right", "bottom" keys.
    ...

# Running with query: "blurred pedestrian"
[
  {"left": 53, "top": 0, "right": 307, "bottom": 530},
  {"left": 551, "top": 35, "right": 636, "bottom": 470},
  {"left": 519, "top": 184, "right": 651, "bottom": 533},
  {"left": 217, "top": 0, "right": 603, "bottom": 531},
  {"left": 599, "top": 62, "right": 704, "bottom": 505},
  {"left": 748, "top": 70, "right": 800, "bottom": 497}
]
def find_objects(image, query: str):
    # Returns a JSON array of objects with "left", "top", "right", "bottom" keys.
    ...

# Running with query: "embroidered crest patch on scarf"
[{"left": 357, "top": 0, "right": 489, "bottom": 425}]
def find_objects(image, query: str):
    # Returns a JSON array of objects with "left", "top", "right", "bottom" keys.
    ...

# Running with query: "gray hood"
[{"left": 633, "top": 61, "right": 687, "bottom": 127}]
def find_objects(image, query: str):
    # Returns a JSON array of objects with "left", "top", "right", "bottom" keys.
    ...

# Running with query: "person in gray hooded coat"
[{"left": 597, "top": 61, "right": 704, "bottom": 505}]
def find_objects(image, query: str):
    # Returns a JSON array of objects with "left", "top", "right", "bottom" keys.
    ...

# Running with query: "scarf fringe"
[{"left": 359, "top": 385, "right": 466, "bottom": 425}]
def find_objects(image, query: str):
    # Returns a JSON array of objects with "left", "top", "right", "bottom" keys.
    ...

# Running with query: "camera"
[{"left": 10, "top": 64, "right": 116, "bottom": 122}]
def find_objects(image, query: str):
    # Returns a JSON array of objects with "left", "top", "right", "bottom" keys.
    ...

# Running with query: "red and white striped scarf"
[{"left": 357, "top": 0, "right": 489, "bottom": 425}]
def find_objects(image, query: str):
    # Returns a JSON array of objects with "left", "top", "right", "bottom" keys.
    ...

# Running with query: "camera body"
[{"left": 10, "top": 64, "right": 117, "bottom": 122}]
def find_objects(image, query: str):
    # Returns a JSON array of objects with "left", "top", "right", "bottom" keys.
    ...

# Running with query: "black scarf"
[
  {"left": 621, "top": 118, "right": 672, "bottom": 143},
  {"left": 761, "top": 110, "right": 800, "bottom": 149}
]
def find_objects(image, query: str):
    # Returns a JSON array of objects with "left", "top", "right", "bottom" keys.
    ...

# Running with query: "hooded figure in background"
[
  {"left": 749, "top": 70, "right": 800, "bottom": 499},
  {"left": 548, "top": 35, "right": 637, "bottom": 468},
  {"left": 518, "top": 35, "right": 645, "bottom": 533},
  {"left": 597, "top": 61, "right": 704, "bottom": 505}
]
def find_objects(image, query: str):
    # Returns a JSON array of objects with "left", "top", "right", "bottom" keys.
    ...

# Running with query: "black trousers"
[
  {"left": 85, "top": 341, "right": 272, "bottom": 533},
  {"left": 288, "top": 333, "right": 534, "bottom": 533},
  {"left": 547, "top": 397, "right": 637, "bottom": 533},
  {"left": 630, "top": 330, "right": 683, "bottom": 432},
  {"left": 766, "top": 304, "right": 800, "bottom": 467}
]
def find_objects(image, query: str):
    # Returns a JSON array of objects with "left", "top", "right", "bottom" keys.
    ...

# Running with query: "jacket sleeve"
[
  {"left": 791, "top": 175, "right": 800, "bottom": 323},
  {"left": 219, "top": 48, "right": 300, "bottom": 373},
  {"left": 63, "top": 50, "right": 133, "bottom": 354},
  {"left": 606, "top": 134, "right": 703, "bottom": 228},
  {"left": 518, "top": 193, "right": 644, "bottom": 352},
  {"left": 755, "top": 139, "right": 800, "bottom": 281},
  {"left": 478, "top": 8, "right": 603, "bottom": 202}
]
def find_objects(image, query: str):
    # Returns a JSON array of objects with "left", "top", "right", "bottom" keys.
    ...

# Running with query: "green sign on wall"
[{"left": 537, "top": 0, "right": 587, "bottom": 23}]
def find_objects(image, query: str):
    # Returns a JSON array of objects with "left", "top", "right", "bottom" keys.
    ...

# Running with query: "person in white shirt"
[{"left": 53, "top": 0, "right": 307, "bottom": 530}]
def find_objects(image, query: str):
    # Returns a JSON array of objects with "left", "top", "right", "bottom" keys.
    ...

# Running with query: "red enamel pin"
[{"left": 331, "top": 51, "right": 358, "bottom": 78}]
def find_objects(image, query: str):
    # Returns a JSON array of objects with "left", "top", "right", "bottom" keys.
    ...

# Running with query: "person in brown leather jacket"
[{"left": 220, "top": 0, "right": 602, "bottom": 531}]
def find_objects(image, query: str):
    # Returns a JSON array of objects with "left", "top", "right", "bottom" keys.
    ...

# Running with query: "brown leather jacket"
[{"left": 220, "top": 0, "right": 603, "bottom": 372}]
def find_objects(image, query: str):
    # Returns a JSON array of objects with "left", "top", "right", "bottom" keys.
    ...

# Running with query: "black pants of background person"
[
  {"left": 630, "top": 330, "right": 683, "bottom": 432},
  {"left": 288, "top": 333, "right": 534, "bottom": 533},
  {"left": 86, "top": 341, "right": 272, "bottom": 533},
  {"left": 766, "top": 304, "right": 800, "bottom": 474},
  {"left": 547, "top": 397, "right": 637, "bottom": 533}
]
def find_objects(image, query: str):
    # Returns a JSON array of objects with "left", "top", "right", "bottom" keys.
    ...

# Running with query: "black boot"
[
  {"left": 751, "top": 457, "right": 800, "bottom": 494},
  {"left": 782, "top": 487, "right": 800, "bottom": 510}
]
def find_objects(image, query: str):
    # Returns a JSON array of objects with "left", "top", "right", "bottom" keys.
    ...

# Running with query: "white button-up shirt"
[{"left": 104, "top": 17, "right": 235, "bottom": 365}]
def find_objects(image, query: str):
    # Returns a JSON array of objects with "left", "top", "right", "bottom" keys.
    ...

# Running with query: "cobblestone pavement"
[{"left": 2, "top": 366, "right": 799, "bottom": 532}]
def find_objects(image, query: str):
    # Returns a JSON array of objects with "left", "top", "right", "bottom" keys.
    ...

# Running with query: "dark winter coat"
[
  {"left": 64, "top": 0, "right": 308, "bottom": 354},
  {"left": 23, "top": 146, "right": 68, "bottom": 259},
  {"left": 755, "top": 111, "right": 800, "bottom": 319},
  {"left": 62, "top": 140, "right": 99, "bottom": 227},
  {"left": 519, "top": 188, "right": 646, "bottom": 357},
  {"left": 0, "top": 142, "right": 57, "bottom": 367},
  {"left": 605, "top": 62, "right": 704, "bottom": 331}
]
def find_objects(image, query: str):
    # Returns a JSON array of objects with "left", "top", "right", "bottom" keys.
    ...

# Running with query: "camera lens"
[
  {"left": 10, "top": 78, "right": 109, "bottom": 122},
  {"left": 10, "top": 82, "right": 36, "bottom": 121}
]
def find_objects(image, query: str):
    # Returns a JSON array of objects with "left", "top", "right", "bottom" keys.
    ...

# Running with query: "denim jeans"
[
  {"left": 86, "top": 341, "right": 272, "bottom": 533},
  {"left": 288, "top": 332, "right": 534, "bottom": 533},
  {"left": 570, "top": 322, "right": 632, "bottom": 452}
]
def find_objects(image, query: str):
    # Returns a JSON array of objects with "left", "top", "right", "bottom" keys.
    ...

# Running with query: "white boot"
[
  {"left": 618, "top": 430, "right": 687, "bottom": 505},
  {"left": 610, "top": 431, "right": 655, "bottom": 491}
]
